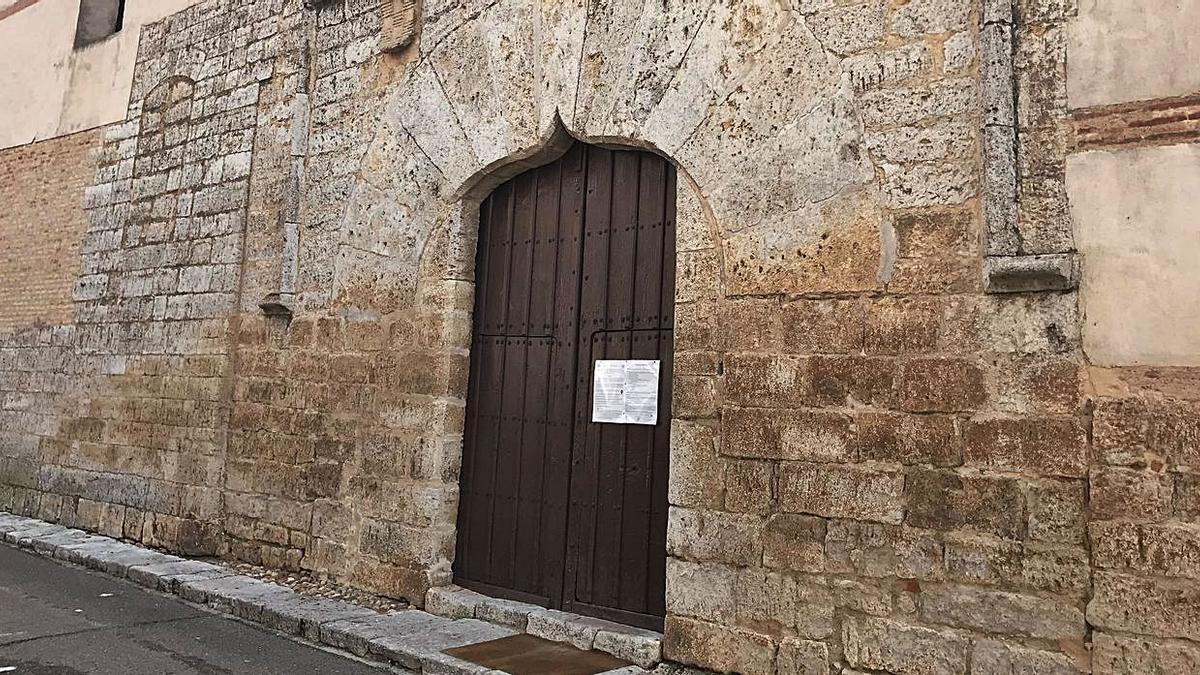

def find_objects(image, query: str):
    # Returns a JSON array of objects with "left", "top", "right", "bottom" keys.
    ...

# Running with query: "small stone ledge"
[
  {"left": 984, "top": 254, "right": 1080, "bottom": 294},
  {"left": 0, "top": 512, "right": 646, "bottom": 675},
  {"left": 426, "top": 585, "right": 664, "bottom": 669}
]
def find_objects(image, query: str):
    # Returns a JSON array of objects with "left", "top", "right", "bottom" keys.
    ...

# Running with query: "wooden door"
[{"left": 454, "top": 141, "right": 676, "bottom": 631}]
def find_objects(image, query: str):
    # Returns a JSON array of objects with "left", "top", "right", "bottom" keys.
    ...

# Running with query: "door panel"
[{"left": 455, "top": 142, "right": 675, "bottom": 631}]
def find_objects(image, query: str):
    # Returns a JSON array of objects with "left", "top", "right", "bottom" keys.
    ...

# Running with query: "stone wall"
[{"left": 0, "top": 0, "right": 1197, "bottom": 673}]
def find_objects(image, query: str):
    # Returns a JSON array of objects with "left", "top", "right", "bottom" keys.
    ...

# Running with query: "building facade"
[{"left": 0, "top": 0, "right": 1198, "bottom": 672}]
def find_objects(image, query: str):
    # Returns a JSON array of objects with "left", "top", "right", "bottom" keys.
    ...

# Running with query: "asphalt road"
[{"left": 0, "top": 545, "right": 386, "bottom": 675}]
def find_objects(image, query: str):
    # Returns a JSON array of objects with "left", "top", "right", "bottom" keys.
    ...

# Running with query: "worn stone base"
[
  {"left": 0, "top": 512, "right": 674, "bottom": 675},
  {"left": 426, "top": 586, "right": 663, "bottom": 669}
]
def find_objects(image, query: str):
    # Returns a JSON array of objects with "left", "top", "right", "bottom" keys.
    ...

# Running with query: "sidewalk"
[{"left": 0, "top": 513, "right": 672, "bottom": 675}]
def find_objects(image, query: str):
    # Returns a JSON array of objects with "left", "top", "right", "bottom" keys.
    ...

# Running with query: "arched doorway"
[{"left": 454, "top": 140, "right": 676, "bottom": 631}]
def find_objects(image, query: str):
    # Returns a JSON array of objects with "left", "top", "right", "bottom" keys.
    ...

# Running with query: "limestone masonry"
[{"left": 1, "top": 0, "right": 1198, "bottom": 673}]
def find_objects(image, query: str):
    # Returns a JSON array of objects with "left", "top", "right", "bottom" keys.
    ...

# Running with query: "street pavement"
[{"left": 0, "top": 544, "right": 386, "bottom": 675}]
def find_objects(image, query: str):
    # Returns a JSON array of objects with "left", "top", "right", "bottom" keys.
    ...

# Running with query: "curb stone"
[
  {"left": 426, "top": 585, "right": 664, "bottom": 669},
  {"left": 0, "top": 512, "right": 658, "bottom": 674}
]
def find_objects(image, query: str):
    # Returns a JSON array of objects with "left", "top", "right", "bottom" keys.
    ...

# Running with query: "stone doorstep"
[
  {"left": 0, "top": 513, "right": 651, "bottom": 675},
  {"left": 425, "top": 585, "right": 664, "bottom": 670}
]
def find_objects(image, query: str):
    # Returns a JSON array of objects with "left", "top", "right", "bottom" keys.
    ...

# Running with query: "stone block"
[
  {"left": 594, "top": 626, "right": 663, "bottom": 669},
  {"left": 722, "top": 407, "right": 854, "bottom": 463},
  {"left": 425, "top": 584, "right": 485, "bottom": 620},
  {"left": 842, "top": 615, "right": 969, "bottom": 675},
  {"left": 665, "top": 560, "right": 738, "bottom": 624},
  {"left": 864, "top": 296, "right": 942, "bottom": 355},
  {"left": 825, "top": 520, "right": 944, "bottom": 580},
  {"left": 893, "top": 209, "right": 973, "bottom": 259},
  {"left": 475, "top": 595, "right": 537, "bottom": 631},
  {"left": 662, "top": 617, "right": 775, "bottom": 675},
  {"left": 260, "top": 596, "right": 377, "bottom": 641},
  {"left": 126, "top": 560, "right": 231, "bottom": 592},
  {"left": 372, "top": 617, "right": 514, "bottom": 671},
  {"left": 763, "top": 514, "right": 826, "bottom": 573},
  {"left": 898, "top": 358, "right": 987, "bottom": 412},
  {"left": 921, "top": 585, "right": 1085, "bottom": 640},
  {"left": 856, "top": 412, "right": 960, "bottom": 467},
  {"left": 724, "top": 460, "right": 773, "bottom": 514},
  {"left": 1089, "top": 466, "right": 1173, "bottom": 521},
  {"left": 1089, "top": 571, "right": 1200, "bottom": 641},
  {"left": 724, "top": 354, "right": 810, "bottom": 408},
  {"left": 776, "top": 638, "right": 830, "bottom": 675},
  {"left": 1091, "top": 631, "right": 1200, "bottom": 675},
  {"left": 963, "top": 416, "right": 1087, "bottom": 477},
  {"left": 320, "top": 613, "right": 414, "bottom": 657},
  {"left": 807, "top": 355, "right": 897, "bottom": 407},
  {"left": 779, "top": 462, "right": 904, "bottom": 525},
  {"left": 668, "top": 421, "right": 723, "bottom": 510},
  {"left": 666, "top": 507, "right": 763, "bottom": 567},
  {"left": 779, "top": 298, "right": 865, "bottom": 354},
  {"left": 1027, "top": 479, "right": 1085, "bottom": 544},
  {"left": 526, "top": 609, "right": 607, "bottom": 651},
  {"left": 906, "top": 469, "right": 1026, "bottom": 539},
  {"left": 971, "top": 639, "right": 1081, "bottom": 675},
  {"left": 736, "top": 569, "right": 835, "bottom": 640}
]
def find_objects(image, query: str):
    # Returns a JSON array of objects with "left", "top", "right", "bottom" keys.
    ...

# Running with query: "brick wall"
[{"left": 0, "top": 130, "right": 99, "bottom": 329}]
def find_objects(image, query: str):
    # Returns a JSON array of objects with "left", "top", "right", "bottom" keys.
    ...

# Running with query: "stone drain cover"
[{"left": 443, "top": 633, "right": 631, "bottom": 674}]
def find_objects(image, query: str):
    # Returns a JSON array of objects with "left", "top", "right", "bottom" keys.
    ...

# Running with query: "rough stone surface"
[{"left": 0, "top": 0, "right": 1193, "bottom": 672}]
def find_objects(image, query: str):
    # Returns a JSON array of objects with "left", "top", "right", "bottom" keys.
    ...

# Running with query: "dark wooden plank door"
[{"left": 455, "top": 141, "right": 675, "bottom": 631}]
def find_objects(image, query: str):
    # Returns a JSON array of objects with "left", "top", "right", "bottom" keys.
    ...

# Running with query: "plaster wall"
[
  {"left": 1067, "top": 0, "right": 1200, "bottom": 108},
  {"left": 1067, "top": 145, "right": 1200, "bottom": 366},
  {"left": 0, "top": 0, "right": 204, "bottom": 149},
  {"left": 0, "top": 0, "right": 77, "bottom": 148}
]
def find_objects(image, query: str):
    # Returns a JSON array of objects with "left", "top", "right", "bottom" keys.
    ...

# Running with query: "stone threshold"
[
  {"left": 0, "top": 512, "right": 653, "bottom": 675},
  {"left": 426, "top": 585, "right": 663, "bottom": 669}
]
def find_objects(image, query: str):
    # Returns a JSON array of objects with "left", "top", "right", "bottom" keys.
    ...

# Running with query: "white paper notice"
[{"left": 591, "top": 359, "right": 661, "bottom": 425}]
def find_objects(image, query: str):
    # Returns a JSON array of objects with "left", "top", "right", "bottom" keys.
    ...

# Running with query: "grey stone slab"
[
  {"left": 426, "top": 584, "right": 486, "bottom": 620},
  {"left": 27, "top": 528, "right": 95, "bottom": 554},
  {"left": 985, "top": 254, "right": 1080, "bottom": 293},
  {"left": 6, "top": 523, "right": 67, "bottom": 545},
  {"left": 50, "top": 535, "right": 119, "bottom": 562},
  {"left": 126, "top": 559, "right": 229, "bottom": 591},
  {"left": 91, "top": 548, "right": 183, "bottom": 578},
  {"left": 475, "top": 595, "right": 537, "bottom": 631},
  {"left": 527, "top": 608, "right": 609, "bottom": 650},
  {"left": 595, "top": 625, "right": 663, "bottom": 669},
  {"left": 369, "top": 618, "right": 515, "bottom": 671},
  {"left": 260, "top": 595, "right": 378, "bottom": 641},
  {"left": 178, "top": 574, "right": 278, "bottom": 609},
  {"left": 0, "top": 513, "right": 38, "bottom": 533},
  {"left": 321, "top": 612, "right": 417, "bottom": 656}
]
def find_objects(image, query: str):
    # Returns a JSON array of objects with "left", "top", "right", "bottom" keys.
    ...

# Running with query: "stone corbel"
[
  {"left": 380, "top": 0, "right": 418, "bottom": 52},
  {"left": 980, "top": 0, "right": 1079, "bottom": 293}
]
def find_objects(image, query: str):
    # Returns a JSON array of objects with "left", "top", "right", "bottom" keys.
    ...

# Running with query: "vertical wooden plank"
[
  {"left": 617, "top": 154, "right": 667, "bottom": 613},
  {"left": 466, "top": 183, "right": 515, "bottom": 587},
  {"left": 590, "top": 150, "right": 640, "bottom": 609},
  {"left": 512, "top": 162, "right": 561, "bottom": 594},
  {"left": 543, "top": 142, "right": 586, "bottom": 606},
  {"left": 491, "top": 172, "right": 537, "bottom": 589},
  {"left": 567, "top": 145, "right": 614, "bottom": 606}
]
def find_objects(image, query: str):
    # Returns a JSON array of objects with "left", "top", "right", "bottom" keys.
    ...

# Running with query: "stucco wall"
[
  {"left": 1068, "top": 145, "right": 1200, "bottom": 367},
  {"left": 0, "top": 0, "right": 204, "bottom": 148},
  {"left": 1067, "top": 0, "right": 1200, "bottom": 108}
]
